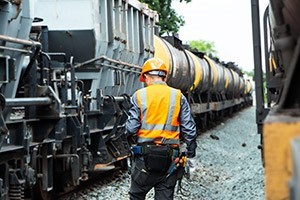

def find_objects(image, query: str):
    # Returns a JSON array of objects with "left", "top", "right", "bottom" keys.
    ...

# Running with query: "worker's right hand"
[
  {"left": 185, "top": 158, "right": 197, "bottom": 180},
  {"left": 181, "top": 158, "right": 195, "bottom": 180},
  {"left": 187, "top": 158, "right": 197, "bottom": 171}
]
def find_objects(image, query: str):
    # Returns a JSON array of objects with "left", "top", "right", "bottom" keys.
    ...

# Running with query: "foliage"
[
  {"left": 140, "top": 0, "right": 192, "bottom": 36},
  {"left": 188, "top": 40, "right": 217, "bottom": 56},
  {"left": 243, "top": 70, "right": 254, "bottom": 78}
]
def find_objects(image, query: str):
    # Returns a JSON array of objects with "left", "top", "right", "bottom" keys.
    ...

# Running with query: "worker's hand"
[
  {"left": 175, "top": 155, "right": 186, "bottom": 168},
  {"left": 184, "top": 158, "right": 197, "bottom": 179},
  {"left": 185, "top": 158, "right": 197, "bottom": 180},
  {"left": 187, "top": 158, "right": 197, "bottom": 170},
  {"left": 182, "top": 158, "right": 196, "bottom": 179}
]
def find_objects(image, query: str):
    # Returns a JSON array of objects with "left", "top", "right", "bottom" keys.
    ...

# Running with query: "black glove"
[{"left": 186, "top": 140, "right": 197, "bottom": 158}]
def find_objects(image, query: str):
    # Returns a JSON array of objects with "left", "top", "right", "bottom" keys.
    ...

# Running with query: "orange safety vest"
[{"left": 135, "top": 82, "right": 181, "bottom": 145}]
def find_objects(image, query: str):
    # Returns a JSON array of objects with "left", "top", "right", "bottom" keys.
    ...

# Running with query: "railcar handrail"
[
  {"left": 0, "top": 34, "right": 41, "bottom": 54},
  {"left": 0, "top": 46, "right": 31, "bottom": 54},
  {"left": 74, "top": 55, "right": 142, "bottom": 73},
  {"left": 0, "top": 34, "right": 41, "bottom": 47},
  {"left": 5, "top": 97, "right": 52, "bottom": 107}
]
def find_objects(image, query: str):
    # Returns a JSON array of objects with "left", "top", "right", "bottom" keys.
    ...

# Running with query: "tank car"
[
  {"left": 252, "top": 0, "right": 300, "bottom": 199},
  {"left": 0, "top": 0, "right": 252, "bottom": 199},
  {"left": 154, "top": 35, "right": 253, "bottom": 129}
]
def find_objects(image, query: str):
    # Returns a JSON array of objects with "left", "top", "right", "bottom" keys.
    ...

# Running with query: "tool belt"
[{"left": 132, "top": 145, "right": 178, "bottom": 173}]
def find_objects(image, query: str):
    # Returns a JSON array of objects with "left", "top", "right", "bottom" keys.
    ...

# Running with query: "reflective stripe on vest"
[{"left": 136, "top": 84, "right": 181, "bottom": 145}]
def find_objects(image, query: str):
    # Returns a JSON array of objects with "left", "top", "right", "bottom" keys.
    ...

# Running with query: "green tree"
[
  {"left": 188, "top": 40, "right": 217, "bottom": 56},
  {"left": 243, "top": 69, "right": 254, "bottom": 78},
  {"left": 140, "top": 0, "right": 192, "bottom": 36}
]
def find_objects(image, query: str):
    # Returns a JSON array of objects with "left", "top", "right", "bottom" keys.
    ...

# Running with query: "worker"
[{"left": 125, "top": 57, "right": 197, "bottom": 200}]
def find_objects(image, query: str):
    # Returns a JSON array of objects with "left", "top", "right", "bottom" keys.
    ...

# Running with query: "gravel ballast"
[{"left": 65, "top": 106, "right": 265, "bottom": 200}]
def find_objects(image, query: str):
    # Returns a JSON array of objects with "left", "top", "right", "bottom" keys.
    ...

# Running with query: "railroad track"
[{"left": 58, "top": 166, "right": 127, "bottom": 200}]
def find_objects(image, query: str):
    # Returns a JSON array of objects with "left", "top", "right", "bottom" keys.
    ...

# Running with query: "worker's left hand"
[
  {"left": 182, "top": 158, "right": 196, "bottom": 179},
  {"left": 187, "top": 158, "right": 197, "bottom": 172}
]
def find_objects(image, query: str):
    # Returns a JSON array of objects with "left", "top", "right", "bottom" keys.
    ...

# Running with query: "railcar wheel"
[
  {"left": 228, "top": 107, "right": 233, "bottom": 117},
  {"left": 32, "top": 180, "right": 54, "bottom": 200},
  {"left": 193, "top": 114, "right": 207, "bottom": 132},
  {"left": 201, "top": 113, "right": 208, "bottom": 131},
  {"left": 115, "top": 158, "right": 129, "bottom": 170}
]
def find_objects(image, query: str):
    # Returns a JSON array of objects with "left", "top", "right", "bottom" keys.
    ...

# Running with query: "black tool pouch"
[{"left": 143, "top": 145, "right": 172, "bottom": 173}]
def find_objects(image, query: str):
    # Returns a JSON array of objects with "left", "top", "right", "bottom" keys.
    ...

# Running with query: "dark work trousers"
[{"left": 129, "top": 156, "right": 178, "bottom": 200}]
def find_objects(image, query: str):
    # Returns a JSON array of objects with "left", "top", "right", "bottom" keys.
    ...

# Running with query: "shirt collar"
[{"left": 152, "top": 81, "right": 166, "bottom": 85}]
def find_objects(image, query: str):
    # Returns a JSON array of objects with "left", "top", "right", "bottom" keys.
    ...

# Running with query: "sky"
[{"left": 172, "top": 0, "right": 269, "bottom": 72}]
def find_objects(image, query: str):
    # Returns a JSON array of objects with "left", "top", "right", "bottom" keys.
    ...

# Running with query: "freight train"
[
  {"left": 0, "top": 0, "right": 252, "bottom": 199},
  {"left": 251, "top": 0, "right": 300, "bottom": 199}
]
